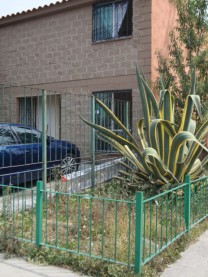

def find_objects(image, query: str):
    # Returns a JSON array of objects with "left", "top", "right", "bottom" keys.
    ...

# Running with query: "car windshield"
[
  {"left": 12, "top": 126, "right": 42, "bottom": 144},
  {"left": 0, "top": 127, "right": 17, "bottom": 145}
]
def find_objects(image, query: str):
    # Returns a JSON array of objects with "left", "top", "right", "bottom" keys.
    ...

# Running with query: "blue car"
[{"left": 0, "top": 124, "right": 81, "bottom": 185}]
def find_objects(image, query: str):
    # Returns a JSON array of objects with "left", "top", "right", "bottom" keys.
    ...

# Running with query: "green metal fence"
[
  {"left": 190, "top": 176, "right": 208, "bottom": 227},
  {"left": 0, "top": 82, "right": 207, "bottom": 275},
  {"left": 0, "top": 175, "right": 208, "bottom": 275},
  {"left": 0, "top": 182, "right": 136, "bottom": 267}
]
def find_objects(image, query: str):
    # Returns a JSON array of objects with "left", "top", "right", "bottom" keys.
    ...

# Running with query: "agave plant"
[{"left": 82, "top": 68, "right": 208, "bottom": 186}]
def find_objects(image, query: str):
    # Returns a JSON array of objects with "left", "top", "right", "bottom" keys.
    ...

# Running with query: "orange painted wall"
[{"left": 151, "top": 0, "right": 177, "bottom": 82}]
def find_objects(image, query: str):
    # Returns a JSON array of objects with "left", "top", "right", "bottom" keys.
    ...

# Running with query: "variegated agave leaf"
[{"left": 81, "top": 68, "right": 208, "bottom": 187}]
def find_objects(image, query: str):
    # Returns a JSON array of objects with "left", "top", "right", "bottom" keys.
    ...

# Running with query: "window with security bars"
[
  {"left": 94, "top": 90, "right": 132, "bottom": 152},
  {"left": 19, "top": 97, "right": 37, "bottom": 127},
  {"left": 92, "top": 0, "right": 133, "bottom": 42}
]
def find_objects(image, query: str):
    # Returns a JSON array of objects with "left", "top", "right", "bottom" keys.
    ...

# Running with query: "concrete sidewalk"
[
  {"left": 0, "top": 254, "right": 88, "bottom": 277},
  {"left": 161, "top": 229, "right": 208, "bottom": 277}
]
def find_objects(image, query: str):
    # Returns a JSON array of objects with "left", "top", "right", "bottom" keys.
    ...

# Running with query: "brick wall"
[
  {"left": 0, "top": 0, "right": 159, "bottom": 157},
  {"left": 0, "top": 0, "right": 151, "bottom": 88},
  {"left": 0, "top": 0, "right": 154, "bottom": 145}
]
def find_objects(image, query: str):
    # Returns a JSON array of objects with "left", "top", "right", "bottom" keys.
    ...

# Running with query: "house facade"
[{"left": 0, "top": 0, "right": 176, "bottom": 154}]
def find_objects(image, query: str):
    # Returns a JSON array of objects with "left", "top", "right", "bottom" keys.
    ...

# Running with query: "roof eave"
[{"left": 0, "top": 0, "right": 95, "bottom": 27}]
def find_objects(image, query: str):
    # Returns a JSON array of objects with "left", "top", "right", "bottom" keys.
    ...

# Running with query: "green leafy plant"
[{"left": 82, "top": 68, "right": 208, "bottom": 186}]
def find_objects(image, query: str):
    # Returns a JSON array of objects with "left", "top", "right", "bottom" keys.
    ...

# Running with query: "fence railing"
[{"left": 0, "top": 175, "right": 208, "bottom": 274}]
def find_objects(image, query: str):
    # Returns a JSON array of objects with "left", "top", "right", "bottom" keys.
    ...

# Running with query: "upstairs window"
[{"left": 92, "top": 0, "right": 133, "bottom": 42}]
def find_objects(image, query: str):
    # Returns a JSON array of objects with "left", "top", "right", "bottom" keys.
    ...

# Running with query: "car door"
[
  {"left": 11, "top": 126, "right": 60, "bottom": 180},
  {"left": 11, "top": 125, "right": 43, "bottom": 183},
  {"left": 0, "top": 126, "right": 27, "bottom": 184}
]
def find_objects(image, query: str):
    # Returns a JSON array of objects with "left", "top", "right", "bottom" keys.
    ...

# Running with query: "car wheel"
[{"left": 61, "top": 155, "right": 77, "bottom": 175}]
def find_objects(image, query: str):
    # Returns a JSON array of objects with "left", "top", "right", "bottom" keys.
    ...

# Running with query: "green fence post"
[
  {"left": 2, "top": 187, "right": 7, "bottom": 241},
  {"left": 36, "top": 181, "right": 43, "bottom": 247},
  {"left": 91, "top": 95, "right": 95, "bottom": 192},
  {"left": 42, "top": 90, "right": 47, "bottom": 191},
  {"left": 184, "top": 175, "right": 191, "bottom": 234},
  {"left": 135, "top": 192, "right": 144, "bottom": 275}
]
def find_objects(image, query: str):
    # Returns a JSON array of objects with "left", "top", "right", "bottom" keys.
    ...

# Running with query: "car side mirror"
[{"left": 46, "top": 136, "right": 54, "bottom": 145}]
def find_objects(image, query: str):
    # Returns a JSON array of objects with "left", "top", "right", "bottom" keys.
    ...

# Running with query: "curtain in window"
[
  {"left": 115, "top": 1, "right": 128, "bottom": 37},
  {"left": 93, "top": 0, "right": 131, "bottom": 42},
  {"left": 93, "top": 4, "right": 113, "bottom": 41}
]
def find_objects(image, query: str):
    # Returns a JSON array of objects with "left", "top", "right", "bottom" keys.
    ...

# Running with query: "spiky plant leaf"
[{"left": 82, "top": 68, "right": 208, "bottom": 188}]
